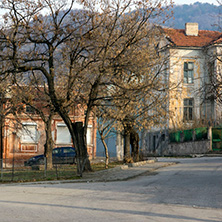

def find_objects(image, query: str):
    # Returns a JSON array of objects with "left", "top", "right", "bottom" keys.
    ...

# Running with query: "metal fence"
[
  {"left": 212, "top": 128, "right": 222, "bottom": 151},
  {"left": 0, "top": 158, "right": 78, "bottom": 183},
  {"left": 169, "top": 127, "right": 208, "bottom": 143}
]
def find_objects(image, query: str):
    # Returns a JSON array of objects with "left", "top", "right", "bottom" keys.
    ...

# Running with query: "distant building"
[
  {"left": 163, "top": 22, "right": 222, "bottom": 127},
  {"left": 97, "top": 23, "right": 222, "bottom": 158},
  {"left": 142, "top": 23, "right": 222, "bottom": 155}
]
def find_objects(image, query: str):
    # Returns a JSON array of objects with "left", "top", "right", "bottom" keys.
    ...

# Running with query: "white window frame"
[
  {"left": 21, "top": 145, "right": 37, "bottom": 152},
  {"left": 87, "top": 125, "right": 93, "bottom": 145},
  {"left": 184, "top": 62, "right": 194, "bottom": 84},
  {"left": 56, "top": 123, "right": 71, "bottom": 144},
  {"left": 21, "top": 122, "right": 38, "bottom": 143}
]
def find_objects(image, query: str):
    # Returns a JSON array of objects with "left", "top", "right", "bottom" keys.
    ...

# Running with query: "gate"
[{"left": 212, "top": 128, "right": 222, "bottom": 151}]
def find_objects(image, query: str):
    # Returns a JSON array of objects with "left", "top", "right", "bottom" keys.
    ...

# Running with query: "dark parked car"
[{"left": 24, "top": 147, "right": 76, "bottom": 166}]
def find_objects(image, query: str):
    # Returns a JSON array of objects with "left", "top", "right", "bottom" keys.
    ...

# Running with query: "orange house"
[{"left": 1, "top": 100, "right": 97, "bottom": 167}]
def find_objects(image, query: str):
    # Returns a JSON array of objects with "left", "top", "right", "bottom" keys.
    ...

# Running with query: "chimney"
[{"left": 185, "top": 23, "right": 199, "bottom": 36}]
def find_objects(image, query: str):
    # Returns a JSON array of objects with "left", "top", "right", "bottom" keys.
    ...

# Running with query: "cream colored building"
[
  {"left": 163, "top": 23, "right": 222, "bottom": 128},
  {"left": 110, "top": 23, "right": 222, "bottom": 158},
  {"left": 142, "top": 23, "right": 222, "bottom": 154}
]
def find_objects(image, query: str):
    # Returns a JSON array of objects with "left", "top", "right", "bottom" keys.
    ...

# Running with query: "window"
[
  {"left": 184, "top": 98, "right": 194, "bottom": 121},
  {"left": 63, "top": 147, "right": 75, "bottom": 153},
  {"left": 153, "top": 135, "right": 156, "bottom": 150},
  {"left": 52, "top": 148, "right": 62, "bottom": 154},
  {"left": 184, "top": 62, "right": 194, "bottom": 84},
  {"left": 87, "top": 125, "right": 93, "bottom": 145},
  {"left": 56, "top": 124, "right": 71, "bottom": 144},
  {"left": 21, "top": 123, "right": 37, "bottom": 143}
]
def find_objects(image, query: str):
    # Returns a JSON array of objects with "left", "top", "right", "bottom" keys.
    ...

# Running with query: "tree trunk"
[
  {"left": 101, "top": 136, "right": 109, "bottom": 169},
  {"left": 72, "top": 122, "right": 92, "bottom": 176},
  {"left": 124, "top": 126, "right": 132, "bottom": 163},
  {"left": 44, "top": 114, "right": 54, "bottom": 170},
  {"left": 130, "top": 128, "right": 139, "bottom": 162}
]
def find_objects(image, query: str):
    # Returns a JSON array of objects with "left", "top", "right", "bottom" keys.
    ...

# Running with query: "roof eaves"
[
  {"left": 204, "top": 33, "right": 222, "bottom": 47},
  {"left": 204, "top": 43, "right": 222, "bottom": 50},
  {"left": 165, "top": 36, "right": 176, "bottom": 47},
  {"left": 166, "top": 44, "right": 203, "bottom": 50}
]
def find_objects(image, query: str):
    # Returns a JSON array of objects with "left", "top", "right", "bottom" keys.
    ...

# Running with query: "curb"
[
  {"left": 108, "top": 159, "right": 157, "bottom": 170},
  {"left": 127, "top": 159, "right": 156, "bottom": 167},
  {"left": 3, "top": 159, "right": 163, "bottom": 186},
  {"left": 203, "top": 154, "right": 222, "bottom": 157}
]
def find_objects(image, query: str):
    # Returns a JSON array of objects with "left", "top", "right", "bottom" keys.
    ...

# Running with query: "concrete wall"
[
  {"left": 142, "top": 127, "right": 212, "bottom": 157},
  {"left": 163, "top": 140, "right": 211, "bottom": 156}
]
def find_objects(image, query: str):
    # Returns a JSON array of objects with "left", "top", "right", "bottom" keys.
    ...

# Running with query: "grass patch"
[
  {"left": 0, "top": 161, "right": 123, "bottom": 183},
  {"left": 91, "top": 161, "right": 123, "bottom": 171}
]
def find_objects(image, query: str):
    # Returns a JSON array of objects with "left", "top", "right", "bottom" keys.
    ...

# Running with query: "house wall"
[
  {"left": 202, "top": 45, "right": 222, "bottom": 124},
  {"left": 96, "top": 130, "right": 124, "bottom": 160},
  {"left": 141, "top": 28, "right": 222, "bottom": 157},
  {"left": 3, "top": 110, "right": 97, "bottom": 167},
  {"left": 141, "top": 46, "right": 215, "bottom": 157},
  {"left": 214, "top": 46, "right": 222, "bottom": 122},
  {"left": 168, "top": 48, "right": 207, "bottom": 128},
  {"left": 96, "top": 134, "right": 117, "bottom": 157}
]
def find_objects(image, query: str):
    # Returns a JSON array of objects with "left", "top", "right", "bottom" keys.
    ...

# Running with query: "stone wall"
[{"left": 163, "top": 140, "right": 211, "bottom": 156}]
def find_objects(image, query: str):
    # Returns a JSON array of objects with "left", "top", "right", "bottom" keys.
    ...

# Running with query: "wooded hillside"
[{"left": 166, "top": 2, "right": 221, "bottom": 31}]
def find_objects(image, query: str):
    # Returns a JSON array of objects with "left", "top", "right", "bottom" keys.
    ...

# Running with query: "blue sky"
[{"left": 173, "top": 0, "right": 219, "bottom": 5}]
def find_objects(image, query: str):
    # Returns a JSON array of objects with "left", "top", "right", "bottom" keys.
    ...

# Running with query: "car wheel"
[
  {"left": 69, "top": 157, "right": 75, "bottom": 165},
  {"left": 38, "top": 158, "right": 44, "bottom": 165}
]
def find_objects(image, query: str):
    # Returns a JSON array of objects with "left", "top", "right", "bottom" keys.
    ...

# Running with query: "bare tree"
[
  {"left": 0, "top": 80, "right": 29, "bottom": 168},
  {"left": 0, "top": 0, "right": 173, "bottom": 175},
  {"left": 96, "top": 107, "right": 118, "bottom": 168},
  {"left": 12, "top": 83, "right": 56, "bottom": 169},
  {"left": 101, "top": 26, "right": 170, "bottom": 162},
  {"left": 0, "top": 83, "right": 13, "bottom": 166}
]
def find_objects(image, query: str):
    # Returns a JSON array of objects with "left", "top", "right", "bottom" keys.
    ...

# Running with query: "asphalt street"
[{"left": 0, "top": 157, "right": 222, "bottom": 222}]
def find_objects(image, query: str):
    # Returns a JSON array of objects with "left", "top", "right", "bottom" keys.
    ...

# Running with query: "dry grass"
[{"left": 0, "top": 161, "right": 123, "bottom": 183}]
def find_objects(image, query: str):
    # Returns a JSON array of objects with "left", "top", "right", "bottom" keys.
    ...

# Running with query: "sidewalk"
[
  {"left": 85, "top": 154, "right": 222, "bottom": 183},
  {"left": 6, "top": 159, "right": 176, "bottom": 186},
  {"left": 57, "top": 159, "right": 176, "bottom": 184},
  {"left": 78, "top": 160, "right": 175, "bottom": 183}
]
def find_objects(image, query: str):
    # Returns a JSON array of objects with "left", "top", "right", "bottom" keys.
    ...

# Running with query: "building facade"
[
  {"left": 142, "top": 23, "right": 222, "bottom": 155},
  {"left": 1, "top": 101, "right": 97, "bottom": 167},
  {"left": 165, "top": 23, "right": 222, "bottom": 128}
]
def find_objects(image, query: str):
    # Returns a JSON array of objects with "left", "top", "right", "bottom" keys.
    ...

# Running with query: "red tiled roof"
[{"left": 163, "top": 28, "right": 222, "bottom": 47}]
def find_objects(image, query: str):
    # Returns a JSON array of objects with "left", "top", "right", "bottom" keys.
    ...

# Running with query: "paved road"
[{"left": 0, "top": 157, "right": 222, "bottom": 222}]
